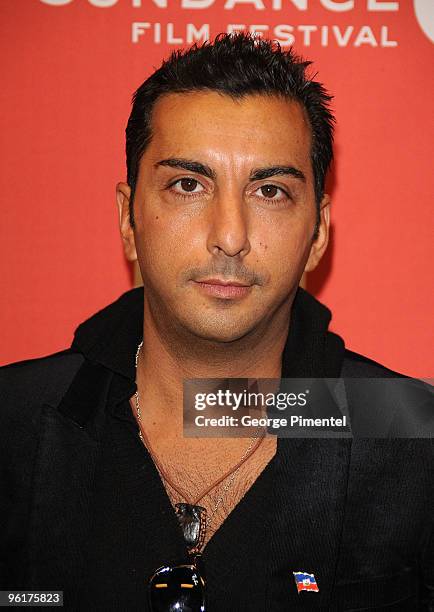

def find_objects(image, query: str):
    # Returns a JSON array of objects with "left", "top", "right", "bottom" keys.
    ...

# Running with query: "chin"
[{"left": 181, "top": 314, "right": 260, "bottom": 344}]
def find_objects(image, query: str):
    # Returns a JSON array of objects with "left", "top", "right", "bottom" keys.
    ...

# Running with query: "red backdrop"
[{"left": 1, "top": 0, "right": 433, "bottom": 376}]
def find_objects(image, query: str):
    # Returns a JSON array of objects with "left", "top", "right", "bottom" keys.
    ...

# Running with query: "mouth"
[{"left": 192, "top": 278, "right": 253, "bottom": 300}]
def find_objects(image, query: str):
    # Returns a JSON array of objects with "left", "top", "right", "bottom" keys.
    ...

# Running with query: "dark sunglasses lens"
[{"left": 149, "top": 564, "right": 206, "bottom": 612}]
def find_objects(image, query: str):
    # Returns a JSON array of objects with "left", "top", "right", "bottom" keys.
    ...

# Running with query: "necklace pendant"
[{"left": 175, "top": 503, "right": 207, "bottom": 553}]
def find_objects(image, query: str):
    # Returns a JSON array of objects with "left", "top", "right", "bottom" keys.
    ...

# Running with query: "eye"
[
  {"left": 253, "top": 184, "right": 289, "bottom": 201},
  {"left": 171, "top": 178, "right": 205, "bottom": 194}
]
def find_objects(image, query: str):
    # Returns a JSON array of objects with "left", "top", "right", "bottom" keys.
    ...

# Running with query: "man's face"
[{"left": 118, "top": 91, "right": 329, "bottom": 343}]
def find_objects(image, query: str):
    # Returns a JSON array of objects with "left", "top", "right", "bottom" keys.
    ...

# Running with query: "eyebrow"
[
  {"left": 250, "top": 165, "right": 306, "bottom": 182},
  {"left": 156, "top": 158, "right": 216, "bottom": 180},
  {"left": 155, "top": 158, "right": 306, "bottom": 183}
]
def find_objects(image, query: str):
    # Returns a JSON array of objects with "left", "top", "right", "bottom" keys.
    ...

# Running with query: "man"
[{"left": 0, "top": 33, "right": 432, "bottom": 611}]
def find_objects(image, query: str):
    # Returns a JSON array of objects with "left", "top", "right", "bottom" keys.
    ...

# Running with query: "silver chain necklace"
[{"left": 133, "top": 340, "right": 262, "bottom": 532}]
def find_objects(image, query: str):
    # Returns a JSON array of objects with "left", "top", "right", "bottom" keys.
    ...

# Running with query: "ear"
[
  {"left": 304, "top": 194, "right": 330, "bottom": 273},
  {"left": 116, "top": 182, "right": 137, "bottom": 262}
]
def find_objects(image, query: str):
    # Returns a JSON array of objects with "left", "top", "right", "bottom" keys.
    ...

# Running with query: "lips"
[
  {"left": 197, "top": 278, "right": 250, "bottom": 287},
  {"left": 192, "top": 278, "right": 253, "bottom": 299}
]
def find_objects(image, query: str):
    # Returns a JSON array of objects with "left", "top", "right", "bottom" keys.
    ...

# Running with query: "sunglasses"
[{"left": 148, "top": 503, "right": 207, "bottom": 612}]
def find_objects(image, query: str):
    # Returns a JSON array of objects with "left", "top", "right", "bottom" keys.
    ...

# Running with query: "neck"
[{"left": 136, "top": 295, "right": 293, "bottom": 423}]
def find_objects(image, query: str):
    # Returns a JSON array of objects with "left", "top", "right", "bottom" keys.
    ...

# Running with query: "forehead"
[{"left": 144, "top": 91, "right": 312, "bottom": 173}]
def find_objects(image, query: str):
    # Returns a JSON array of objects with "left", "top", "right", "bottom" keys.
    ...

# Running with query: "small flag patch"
[{"left": 293, "top": 571, "right": 319, "bottom": 593}]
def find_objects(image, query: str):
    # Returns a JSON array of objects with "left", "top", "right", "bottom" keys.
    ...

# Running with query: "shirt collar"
[{"left": 71, "top": 285, "right": 345, "bottom": 393}]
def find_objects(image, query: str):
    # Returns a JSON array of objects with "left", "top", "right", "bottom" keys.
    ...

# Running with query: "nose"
[{"left": 206, "top": 189, "right": 251, "bottom": 259}]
